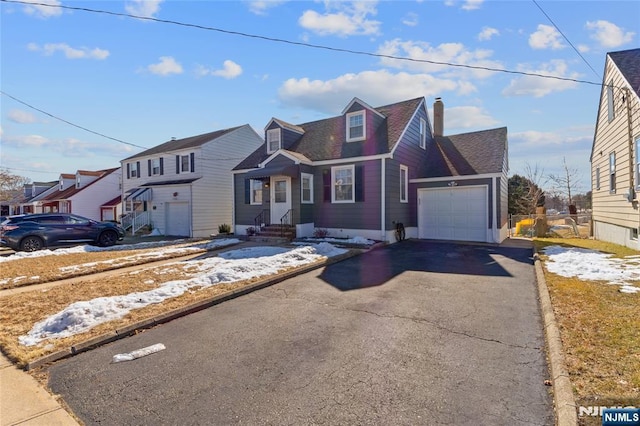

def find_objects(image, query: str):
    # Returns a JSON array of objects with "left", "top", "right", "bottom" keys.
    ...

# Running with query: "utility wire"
[
  {"left": 2, "top": 0, "right": 604, "bottom": 87},
  {"left": 531, "top": 0, "right": 601, "bottom": 80},
  {"left": 0, "top": 91, "right": 146, "bottom": 149}
]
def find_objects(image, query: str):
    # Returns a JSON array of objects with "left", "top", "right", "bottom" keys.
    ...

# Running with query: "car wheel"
[
  {"left": 20, "top": 236, "right": 44, "bottom": 252},
  {"left": 98, "top": 230, "right": 118, "bottom": 247}
]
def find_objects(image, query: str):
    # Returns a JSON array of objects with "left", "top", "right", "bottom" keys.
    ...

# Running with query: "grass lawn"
[{"left": 535, "top": 238, "right": 640, "bottom": 418}]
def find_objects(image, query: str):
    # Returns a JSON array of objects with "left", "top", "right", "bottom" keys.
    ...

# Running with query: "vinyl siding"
[
  {"left": 68, "top": 170, "right": 122, "bottom": 221},
  {"left": 591, "top": 55, "right": 640, "bottom": 230}
]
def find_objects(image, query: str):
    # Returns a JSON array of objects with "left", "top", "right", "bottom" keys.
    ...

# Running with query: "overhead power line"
[
  {"left": 531, "top": 0, "right": 601, "bottom": 80},
  {"left": 0, "top": 91, "right": 146, "bottom": 149},
  {"left": 2, "top": 0, "right": 604, "bottom": 87}
]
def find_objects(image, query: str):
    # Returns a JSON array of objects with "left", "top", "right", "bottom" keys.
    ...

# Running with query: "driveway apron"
[{"left": 47, "top": 240, "right": 553, "bottom": 425}]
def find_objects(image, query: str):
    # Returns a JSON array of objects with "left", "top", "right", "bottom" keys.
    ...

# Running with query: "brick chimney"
[{"left": 433, "top": 97, "right": 444, "bottom": 137}]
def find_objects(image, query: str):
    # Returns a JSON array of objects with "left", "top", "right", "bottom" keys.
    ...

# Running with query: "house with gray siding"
[{"left": 232, "top": 97, "right": 509, "bottom": 244}]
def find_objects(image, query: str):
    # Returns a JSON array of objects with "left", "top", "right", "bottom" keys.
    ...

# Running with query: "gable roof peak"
[
  {"left": 341, "top": 97, "right": 386, "bottom": 118},
  {"left": 265, "top": 117, "right": 305, "bottom": 134}
]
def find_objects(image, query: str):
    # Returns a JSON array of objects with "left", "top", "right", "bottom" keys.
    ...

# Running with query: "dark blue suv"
[{"left": 0, "top": 213, "right": 125, "bottom": 252}]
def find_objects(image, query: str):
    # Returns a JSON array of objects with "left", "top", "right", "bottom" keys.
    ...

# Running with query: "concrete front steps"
[{"left": 249, "top": 225, "right": 296, "bottom": 243}]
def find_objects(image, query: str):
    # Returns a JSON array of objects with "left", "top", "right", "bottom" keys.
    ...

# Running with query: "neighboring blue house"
[{"left": 232, "top": 97, "right": 509, "bottom": 244}]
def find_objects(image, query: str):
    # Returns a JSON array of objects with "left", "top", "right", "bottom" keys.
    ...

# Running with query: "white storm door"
[{"left": 270, "top": 176, "right": 291, "bottom": 225}]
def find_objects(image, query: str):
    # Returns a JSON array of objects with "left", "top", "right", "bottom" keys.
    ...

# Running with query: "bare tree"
[
  {"left": 0, "top": 168, "right": 30, "bottom": 203},
  {"left": 547, "top": 157, "right": 581, "bottom": 207},
  {"left": 508, "top": 163, "right": 547, "bottom": 214}
]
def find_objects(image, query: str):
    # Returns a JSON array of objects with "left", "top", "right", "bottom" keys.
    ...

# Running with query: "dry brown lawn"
[
  {"left": 0, "top": 244, "right": 329, "bottom": 368},
  {"left": 0, "top": 241, "right": 211, "bottom": 289},
  {"left": 535, "top": 238, "right": 640, "bottom": 412}
]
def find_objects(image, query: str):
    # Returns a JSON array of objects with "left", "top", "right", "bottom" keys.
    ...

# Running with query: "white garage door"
[
  {"left": 166, "top": 202, "right": 190, "bottom": 237},
  {"left": 418, "top": 186, "right": 488, "bottom": 242}
]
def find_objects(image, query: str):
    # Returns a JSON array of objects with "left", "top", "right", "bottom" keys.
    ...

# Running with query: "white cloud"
[
  {"left": 147, "top": 56, "right": 183, "bottom": 76},
  {"left": 402, "top": 12, "right": 418, "bottom": 27},
  {"left": 529, "top": 24, "right": 565, "bottom": 50},
  {"left": 439, "top": 105, "right": 499, "bottom": 131},
  {"left": 125, "top": 0, "right": 163, "bottom": 18},
  {"left": 444, "top": 0, "right": 484, "bottom": 10},
  {"left": 586, "top": 20, "right": 635, "bottom": 48},
  {"left": 502, "top": 60, "right": 580, "bottom": 98},
  {"left": 3, "top": 134, "right": 51, "bottom": 148},
  {"left": 248, "top": 1, "right": 287, "bottom": 15},
  {"left": 196, "top": 60, "right": 243, "bottom": 79},
  {"left": 377, "top": 39, "right": 502, "bottom": 80},
  {"left": 298, "top": 1, "right": 381, "bottom": 37},
  {"left": 27, "top": 42, "right": 109, "bottom": 60},
  {"left": 278, "top": 69, "right": 458, "bottom": 114},
  {"left": 478, "top": 26, "right": 499, "bottom": 41},
  {"left": 7, "top": 110, "right": 37, "bottom": 124},
  {"left": 20, "top": 0, "right": 62, "bottom": 18}
]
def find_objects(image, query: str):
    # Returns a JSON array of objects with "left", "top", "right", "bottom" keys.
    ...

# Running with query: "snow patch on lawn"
[
  {"left": 19, "top": 243, "right": 346, "bottom": 346},
  {"left": 542, "top": 245, "right": 640, "bottom": 294}
]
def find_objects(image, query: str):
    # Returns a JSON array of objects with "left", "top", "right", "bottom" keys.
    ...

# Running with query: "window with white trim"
[
  {"left": 346, "top": 111, "right": 365, "bottom": 142},
  {"left": 181, "top": 155, "right": 190, "bottom": 173},
  {"left": 301, "top": 173, "right": 314, "bottom": 204},
  {"left": 129, "top": 162, "right": 139, "bottom": 178},
  {"left": 400, "top": 165, "right": 408, "bottom": 203},
  {"left": 609, "top": 152, "right": 616, "bottom": 193},
  {"left": 635, "top": 136, "right": 640, "bottom": 190},
  {"left": 607, "top": 81, "right": 615, "bottom": 122},
  {"left": 332, "top": 165, "right": 354, "bottom": 203},
  {"left": 250, "top": 179, "right": 263, "bottom": 205},
  {"left": 151, "top": 158, "right": 161, "bottom": 175},
  {"left": 419, "top": 118, "right": 426, "bottom": 149},
  {"left": 267, "top": 129, "right": 281, "bottom": 153}
]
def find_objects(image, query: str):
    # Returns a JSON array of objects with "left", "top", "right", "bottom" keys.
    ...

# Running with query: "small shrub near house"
[
  {"left": 218, "top": 224, "right": 231, "bottom": 234},
  {"left": 313, "top": 228, "right": 329, "bottom": 238}
]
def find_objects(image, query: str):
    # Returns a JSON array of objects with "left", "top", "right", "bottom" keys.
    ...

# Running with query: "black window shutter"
[
  {"left": 126, "top": 163, "right": 130, "bottom": 179},
  {"left": 148, "top": 159, "right": 152, "bottom": 176},
  {"left": 160, "top": 157, "right": 164, "bottom": 175},
  {"left": 176, "top": 156, "right": 180, "bottom": 174},
  {"left": 190, "top": 153, "right": 195, "bottom": 173},
  {"left": 323, "top": 169, "right": 331, "bottom": 202},
  {"left": 136, "top": 161, "right": 140, "bottom": 177},
  {"left": 355, "top": 165, "right": 364, "bottom": 202},
  {"left": 244, "top": 179, "right": 250, "bottom": 204}
]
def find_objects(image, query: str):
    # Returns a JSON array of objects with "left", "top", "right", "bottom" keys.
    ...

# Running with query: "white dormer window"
[
  {"left": 267, "top": 129, "right": 281, "bottom": 153},
  {"left": 346, "top": 111, "right": 365, "bottom": 142},
  {"left": 76, "top": 175, "right": 81, "bottom": 188},
  {"left": 59, "top": 177, "right": 64, "bottom": 191}
]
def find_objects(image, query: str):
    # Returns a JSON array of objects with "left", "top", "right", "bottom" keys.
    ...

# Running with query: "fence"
[{"left": 509, "top": 213, "right": 592, "bottom": 239}]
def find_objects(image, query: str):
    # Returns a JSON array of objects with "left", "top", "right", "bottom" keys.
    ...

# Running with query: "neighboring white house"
[
  {"left": 120, "top": 124, "right": 263, "bottom": 237},
  {"left": 590, "top": 48, "right": 640, "bottom": 249}
]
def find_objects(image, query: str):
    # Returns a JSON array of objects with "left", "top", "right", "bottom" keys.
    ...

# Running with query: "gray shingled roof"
[
  {"left": 423, "top": 127, "right": 507, "bottom": 178},
  {"left": 234, "top": 97, "right": 423, "bottom": 170},
  {"left": 609, "top": 48, "right": 640, "bottom": 98},
  {"left": 124, "top": 126, "right": 245, "bottom": 161}
]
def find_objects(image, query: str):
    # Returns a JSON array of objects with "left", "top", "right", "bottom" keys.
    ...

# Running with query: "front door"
[{"left": 270, "top": 176, "right": 291, "bottom": 225}]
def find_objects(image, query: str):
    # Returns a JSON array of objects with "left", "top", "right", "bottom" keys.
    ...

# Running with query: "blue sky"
[{"left": 1, "top": 0, "right": 638, "bottom": 194}]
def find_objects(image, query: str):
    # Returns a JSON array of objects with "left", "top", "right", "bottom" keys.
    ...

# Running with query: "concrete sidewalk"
[{"left": 0, "top": 353, "right": 78, "bottom": 425}]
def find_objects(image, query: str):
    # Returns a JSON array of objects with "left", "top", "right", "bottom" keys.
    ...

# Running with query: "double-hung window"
[
  {"left": 332, "top": 165, "right": 354, "bottom": 203},
  {"left": 419, "top": 118, "right": 426, "bottom": 149},
  {"left": 267, "top": 129, "right": 281, "bottom": 153},
  {"left": 250, "top": 179, "right": 263, "bottom": 205},
  {"left": 400, "top": 165, "right": 408, "bottom": 203},
  {"left": 129, "top": 162, "right": 139, "bottom": 178},
  {"left": 346, "top": 111, "right": 365, "bottom": 142},
  {"left": 301, "top": 173, "right": 314, "bottom": 203},
  {"left": 181, "top": 155, "right": 190, "bottom": 173},
  {"left": 609, "top": 152, "right": 616, "bottom": 193},
  {"left": 151, "top": 158, "right": 161, "bottom": 175}
]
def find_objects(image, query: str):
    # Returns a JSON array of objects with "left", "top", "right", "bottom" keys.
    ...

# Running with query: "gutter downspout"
[
  {"left": 381, "top": 158, "right": 386, "bottom": 242},
  {"left": 624, "top": 88, "right": 636, "bottom": 201}
]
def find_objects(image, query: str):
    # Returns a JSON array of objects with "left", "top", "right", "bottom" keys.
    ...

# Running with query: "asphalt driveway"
[{"left": 47, "top": 240, "right": 553, "bottom": 425}]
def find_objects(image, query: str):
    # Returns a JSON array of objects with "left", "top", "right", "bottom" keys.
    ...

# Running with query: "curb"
[
  {"left": 533, "top": 249, "right": 578, "bottom": 426},
  {"left": 25, "top": 247, "right": 363, "bottom": 371}
]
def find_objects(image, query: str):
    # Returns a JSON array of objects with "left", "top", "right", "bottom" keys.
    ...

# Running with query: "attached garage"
[
  {"left": 418, "top": 186, "right": 488, "bottom": 242},
  {"left": 165, "top": 202, "right": 190, "bottom": 236}
]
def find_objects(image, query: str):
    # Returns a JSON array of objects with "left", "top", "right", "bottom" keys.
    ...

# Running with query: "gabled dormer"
[
  {"left": 341, "top": 97, "right": 386, "bottom": 143},
  {"left": 75, "top": 170, "right": 103, "bottom": 189},
  {"left": 265, "top": 118, "right": 305, "bottom": 154},
  {"left": 59, "top": 173, "right": 75, "bottom": 191}
]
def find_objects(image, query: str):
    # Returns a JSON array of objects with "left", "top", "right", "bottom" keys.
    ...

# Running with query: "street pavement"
[{"left": 47, "top": 240, "right": 553, "bottom": 425}]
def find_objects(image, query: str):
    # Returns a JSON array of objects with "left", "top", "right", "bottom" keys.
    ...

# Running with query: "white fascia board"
[
  {"left": 258, "top": 150, "right": 312, "bottom": 167},
  {"left": 313, "top": 153, "right": 391, "bottom": 166},
  {"left": 410, "top": 173, "right": 501, "bottom": 183},
  {"left": 389, "top": 98, "right": 425, "bottom": 157},
  {"left": 341, "top": 97, "right": 386, "bottom": 119}
]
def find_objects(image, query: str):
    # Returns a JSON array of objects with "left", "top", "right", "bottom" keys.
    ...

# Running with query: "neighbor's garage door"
[
  {"left": 166, "top": 202, "right": 190, "bottom": 237},
  {"left": 418, "top": 186, "right": 488, "bottom": 242}
]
